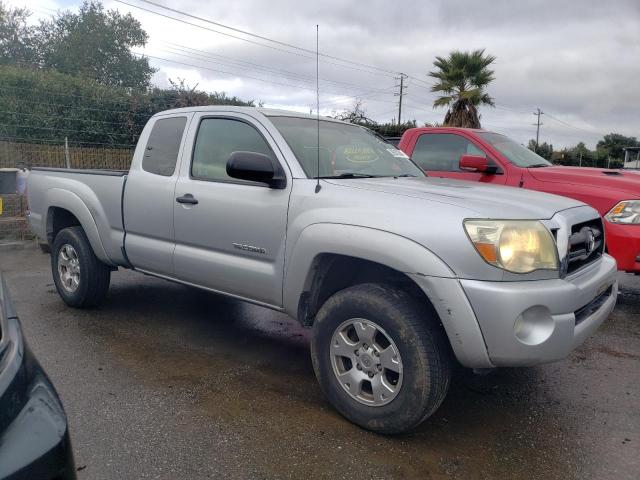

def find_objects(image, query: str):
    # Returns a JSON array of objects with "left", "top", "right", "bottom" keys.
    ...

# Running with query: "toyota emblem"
[{"left": 585, "top": 228, "right": 596, "bottom": 254}]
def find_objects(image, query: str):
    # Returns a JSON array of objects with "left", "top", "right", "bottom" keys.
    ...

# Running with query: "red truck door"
[{"left": 409, "top": 132, "right": 507, "bottom": 184}]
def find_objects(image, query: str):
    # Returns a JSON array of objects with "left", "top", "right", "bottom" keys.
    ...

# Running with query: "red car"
[{"left": 399, "top": 127, "right": 640, "bottom": 273}]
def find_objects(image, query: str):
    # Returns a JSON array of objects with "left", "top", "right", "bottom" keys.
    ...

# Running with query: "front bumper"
[
  {"left": 411, "top": 254, "right": 617, "bottom": 369},
  {"left": 604, "top": 221, "right": 640, "bottom": 272},
  {"left": 461, "top": 254, "right": 618, "bottom": 367},
  {"left": 0, "top": 280, "right": 76, "bottom": 480}
]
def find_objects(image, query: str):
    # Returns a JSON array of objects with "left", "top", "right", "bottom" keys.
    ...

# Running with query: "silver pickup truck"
[{"left": 27, "top": 106, "right": 618, "bottom": 434}]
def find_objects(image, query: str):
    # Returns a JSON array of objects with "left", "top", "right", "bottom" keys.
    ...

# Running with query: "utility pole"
[
  {"left": 579, "top": 151, "right": 582, "bottom": 167},
  {"left": 533, "top": 108, "right": 544, "bottom": 151},
  {"left": 394, "top": 73, "right": 408, "bottom": 125}
]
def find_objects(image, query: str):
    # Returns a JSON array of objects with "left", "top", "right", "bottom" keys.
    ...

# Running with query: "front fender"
[
  {"left": 43, "top": 188, "right": 114, "bottom": 266},
  {"left": 283, "top": 223, "right": 455, "bottom": 316},
  {"left": 283, "top": 223, "right": 492, "bottom": 368}
]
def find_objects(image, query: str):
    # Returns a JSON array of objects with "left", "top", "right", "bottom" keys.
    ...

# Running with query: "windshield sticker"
[
  {"left": 386, "top": 148, "right": 409, "bottom": 158},
  {"left": 340, "top": 144, "right": 379, "bottom": 163}
]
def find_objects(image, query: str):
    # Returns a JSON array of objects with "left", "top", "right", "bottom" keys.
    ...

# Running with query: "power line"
[
  {"left": 148, "top": 44, "right": 396, "bottom": 96},
  {"left": 136, "top": 51, "right": 397, "bottom": 100},
  {"left": 404, "top": 74, "right": 435, "bottom": 89},
  {"left": 135, "top": 51, "right": 343, "bottom": 93},
  {"left": 494, "top": 103, "right": 533, "bottom": 115},
  {"left": 116, "top": 0, "right": 398, "bottom": 78},
  {"left": 544, "top": 112, "right": 606, "bottom": 137},
  {"left": 159, "top": 44, "right": 321, "bottom": 85},
  {"left": 131, "top": 0, "right": 400, "bottom": 76},
  {"left": 318, "top": 88, "right": 400, "bottom": 107},
  {"left": 367, "top": 107, "right": 400, "bottom": 118}
]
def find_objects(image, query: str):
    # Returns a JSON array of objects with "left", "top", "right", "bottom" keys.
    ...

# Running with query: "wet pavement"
[{"left": 1, "top": 244, "right": 638, "bottom": 479}]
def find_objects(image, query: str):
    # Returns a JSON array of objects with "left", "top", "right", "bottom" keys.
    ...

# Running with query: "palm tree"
[{"left": 429, "top": 49, "right": 496, "bottom": 128}]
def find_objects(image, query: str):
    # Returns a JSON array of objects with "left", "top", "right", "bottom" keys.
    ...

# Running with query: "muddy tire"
[
  {"left": 310, "top": 283, "right": 451, "bottom": 434},
  {"left": 51, "top": 226, "right": 111, "bottom": 308}
]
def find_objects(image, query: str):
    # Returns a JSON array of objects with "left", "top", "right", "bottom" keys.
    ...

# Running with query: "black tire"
[
  {"left": 310, "top": 283, "right": 451, "bottom": 434},
  {"left": 51, "top": 226, "right": 111, "bottom": 308}
]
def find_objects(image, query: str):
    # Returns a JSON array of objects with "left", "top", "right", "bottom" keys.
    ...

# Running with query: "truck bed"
[{"left": 28, "top": 167, "right": 129, "bottom": 266}]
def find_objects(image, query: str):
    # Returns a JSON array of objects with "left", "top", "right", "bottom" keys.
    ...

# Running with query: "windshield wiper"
[
  {"left": 394, "top": 173, "right": 418, "bottom": 177},
  {"left": 318, "top": 173, "right": 380, "bottom": 179},
  {"left": 528, "top": 163, "right": 551, "bottom": 168}
]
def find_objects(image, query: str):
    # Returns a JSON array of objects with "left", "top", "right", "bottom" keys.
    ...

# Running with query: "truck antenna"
[{"left": 315, "top": 24, "right": 321, "bottom": 194}]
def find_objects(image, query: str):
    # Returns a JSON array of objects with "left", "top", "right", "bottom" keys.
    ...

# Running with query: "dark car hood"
[{"left": 528, "top": 166, "right": 640, "bottom": 196}]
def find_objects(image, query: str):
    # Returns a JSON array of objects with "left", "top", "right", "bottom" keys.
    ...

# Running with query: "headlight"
[
  {"left": 605, "top": 200, "right": 640, "bottom": 224},
  {"left": 464, "top": 220, "right": 558, "bottom": 273}
]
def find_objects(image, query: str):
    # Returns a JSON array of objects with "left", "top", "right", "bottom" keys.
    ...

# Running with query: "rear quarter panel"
[{"left": 27, "top": 169, "right": 127, "bottom": 265}]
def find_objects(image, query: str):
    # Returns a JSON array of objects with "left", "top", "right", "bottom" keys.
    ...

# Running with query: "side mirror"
[
  {"left": 226, "top": 151, "right": 286, "bottom": 189},
  {"left": 459, "top": 154, "right": 496, "bottom": 174}
]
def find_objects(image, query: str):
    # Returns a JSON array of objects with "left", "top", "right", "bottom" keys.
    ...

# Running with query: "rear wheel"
[
  {"left": 310, "top": 283, "right": 451, "bottom": 434},
  {"left": 51, "top": 226, "right": 111, "bottom": 308}
]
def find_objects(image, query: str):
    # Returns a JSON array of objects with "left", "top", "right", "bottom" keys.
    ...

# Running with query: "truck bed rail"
[{"left": 31, "top": 167, "right": 128, "bottom": 177}]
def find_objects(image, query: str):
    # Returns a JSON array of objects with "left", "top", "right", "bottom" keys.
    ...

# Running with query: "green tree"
[
  {"left": 428, "top": 49, "right": 496, "bottom": 128},
  {"left": 0, "top": 64, "right": 254, "bottom": 147},
  {"left": 527, "top": 139, "right": 553, "bottom": 160},
  {"left": 0, "top": 2, "right": 38, "bottom": 67},
  {"left": 38, "top": 1, "right": 154, "bottom": 89},
  {"left": 596, "top": 133, "right": 639, "bottom": 161}
]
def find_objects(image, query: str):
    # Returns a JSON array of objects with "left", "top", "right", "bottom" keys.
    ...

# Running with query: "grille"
[{"left": 566, "top": 218, "right": 604, "bottom": 275}]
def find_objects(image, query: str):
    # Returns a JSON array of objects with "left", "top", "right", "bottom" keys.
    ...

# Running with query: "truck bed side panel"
[{"left": 27, "top": 169, "right": 127, "bottom": 265}]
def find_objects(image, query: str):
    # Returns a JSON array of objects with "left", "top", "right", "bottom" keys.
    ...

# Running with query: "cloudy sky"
[{"left": 8, "top": 0, "right": 640, "bottom": 148}]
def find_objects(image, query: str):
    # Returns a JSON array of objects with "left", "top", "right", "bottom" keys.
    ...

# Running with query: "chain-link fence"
[
  {"left": 0, "top": 140, "right": 134, "bottom": 170},
  {"left": 0, "top": 140, "right": 134, "bottom": 240}
]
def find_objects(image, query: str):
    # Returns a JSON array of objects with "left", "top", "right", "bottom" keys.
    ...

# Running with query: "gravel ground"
[{"left": 1, "top": 244, "right": 638, "bottom": 479}]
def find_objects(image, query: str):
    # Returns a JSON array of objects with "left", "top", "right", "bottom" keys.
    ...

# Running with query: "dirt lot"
[{"left": 1, "top": 244, "right": 638, "bottom": 479}]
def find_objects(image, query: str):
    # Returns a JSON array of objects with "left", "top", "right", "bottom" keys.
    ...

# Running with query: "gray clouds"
[{"left": 10, "top": 0, "right": 640, "bottom": 148}]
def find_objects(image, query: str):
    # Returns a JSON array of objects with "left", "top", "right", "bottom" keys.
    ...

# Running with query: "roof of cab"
[{"left": 151, "top": 105, "right": 347, "bottom": 124}]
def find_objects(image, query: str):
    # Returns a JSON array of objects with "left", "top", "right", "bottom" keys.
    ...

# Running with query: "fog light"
[{"left": 514, "top": 305, "right": 555, "bottom": 345}]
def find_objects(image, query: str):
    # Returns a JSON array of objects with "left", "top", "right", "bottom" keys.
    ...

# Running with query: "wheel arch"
[
  {"left": 44, "top": 189, "right": 113, "bottom": 266},
  {"left": 283, "top": 224, "right": 455, "bottom": 326}
]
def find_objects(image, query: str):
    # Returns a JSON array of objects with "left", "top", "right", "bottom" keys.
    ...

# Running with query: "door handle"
[{"left": 176, "top": 194, "right": 198, "bottom": 205}]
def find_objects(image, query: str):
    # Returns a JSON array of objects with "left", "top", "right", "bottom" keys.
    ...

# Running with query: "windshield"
[
  {"left": 269, "top": 116, "right": 424, "bottom": 178},
  {"left": 479, "top": 132, "right": 552, "bottom": 168}
]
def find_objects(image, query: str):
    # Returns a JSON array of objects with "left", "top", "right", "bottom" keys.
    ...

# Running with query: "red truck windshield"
[{"left": 479, "top": 132, "right": 552, "bottom": 168}]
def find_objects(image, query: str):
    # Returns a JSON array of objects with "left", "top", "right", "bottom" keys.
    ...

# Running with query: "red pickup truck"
[{"left": 398, "top": 127, "right": 640, "bottom": 273}]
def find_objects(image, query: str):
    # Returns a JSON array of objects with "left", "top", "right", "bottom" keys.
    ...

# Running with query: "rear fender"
[{"left": 44, "top": 188, "right": 113, "bottom": 266}]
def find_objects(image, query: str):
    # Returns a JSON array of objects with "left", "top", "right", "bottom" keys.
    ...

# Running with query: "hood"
[
  {"left": 325, "top": 176, "right": 584, "bottom": 219},
  {"left": 528, "top": 166, "right": 640, "bottom": 196}
]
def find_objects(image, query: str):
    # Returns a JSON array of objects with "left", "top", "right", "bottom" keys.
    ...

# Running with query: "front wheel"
[
  {"left": 51, "top": 226, "right": 111, "bottom": 308},
  {"left": 310, "top": 283, "right": 451, "bottom": 434}
]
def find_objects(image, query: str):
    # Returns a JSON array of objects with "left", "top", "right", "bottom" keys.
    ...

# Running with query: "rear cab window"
[{"left": 142, "top": 116, "right": 188, "bottom": 176}]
